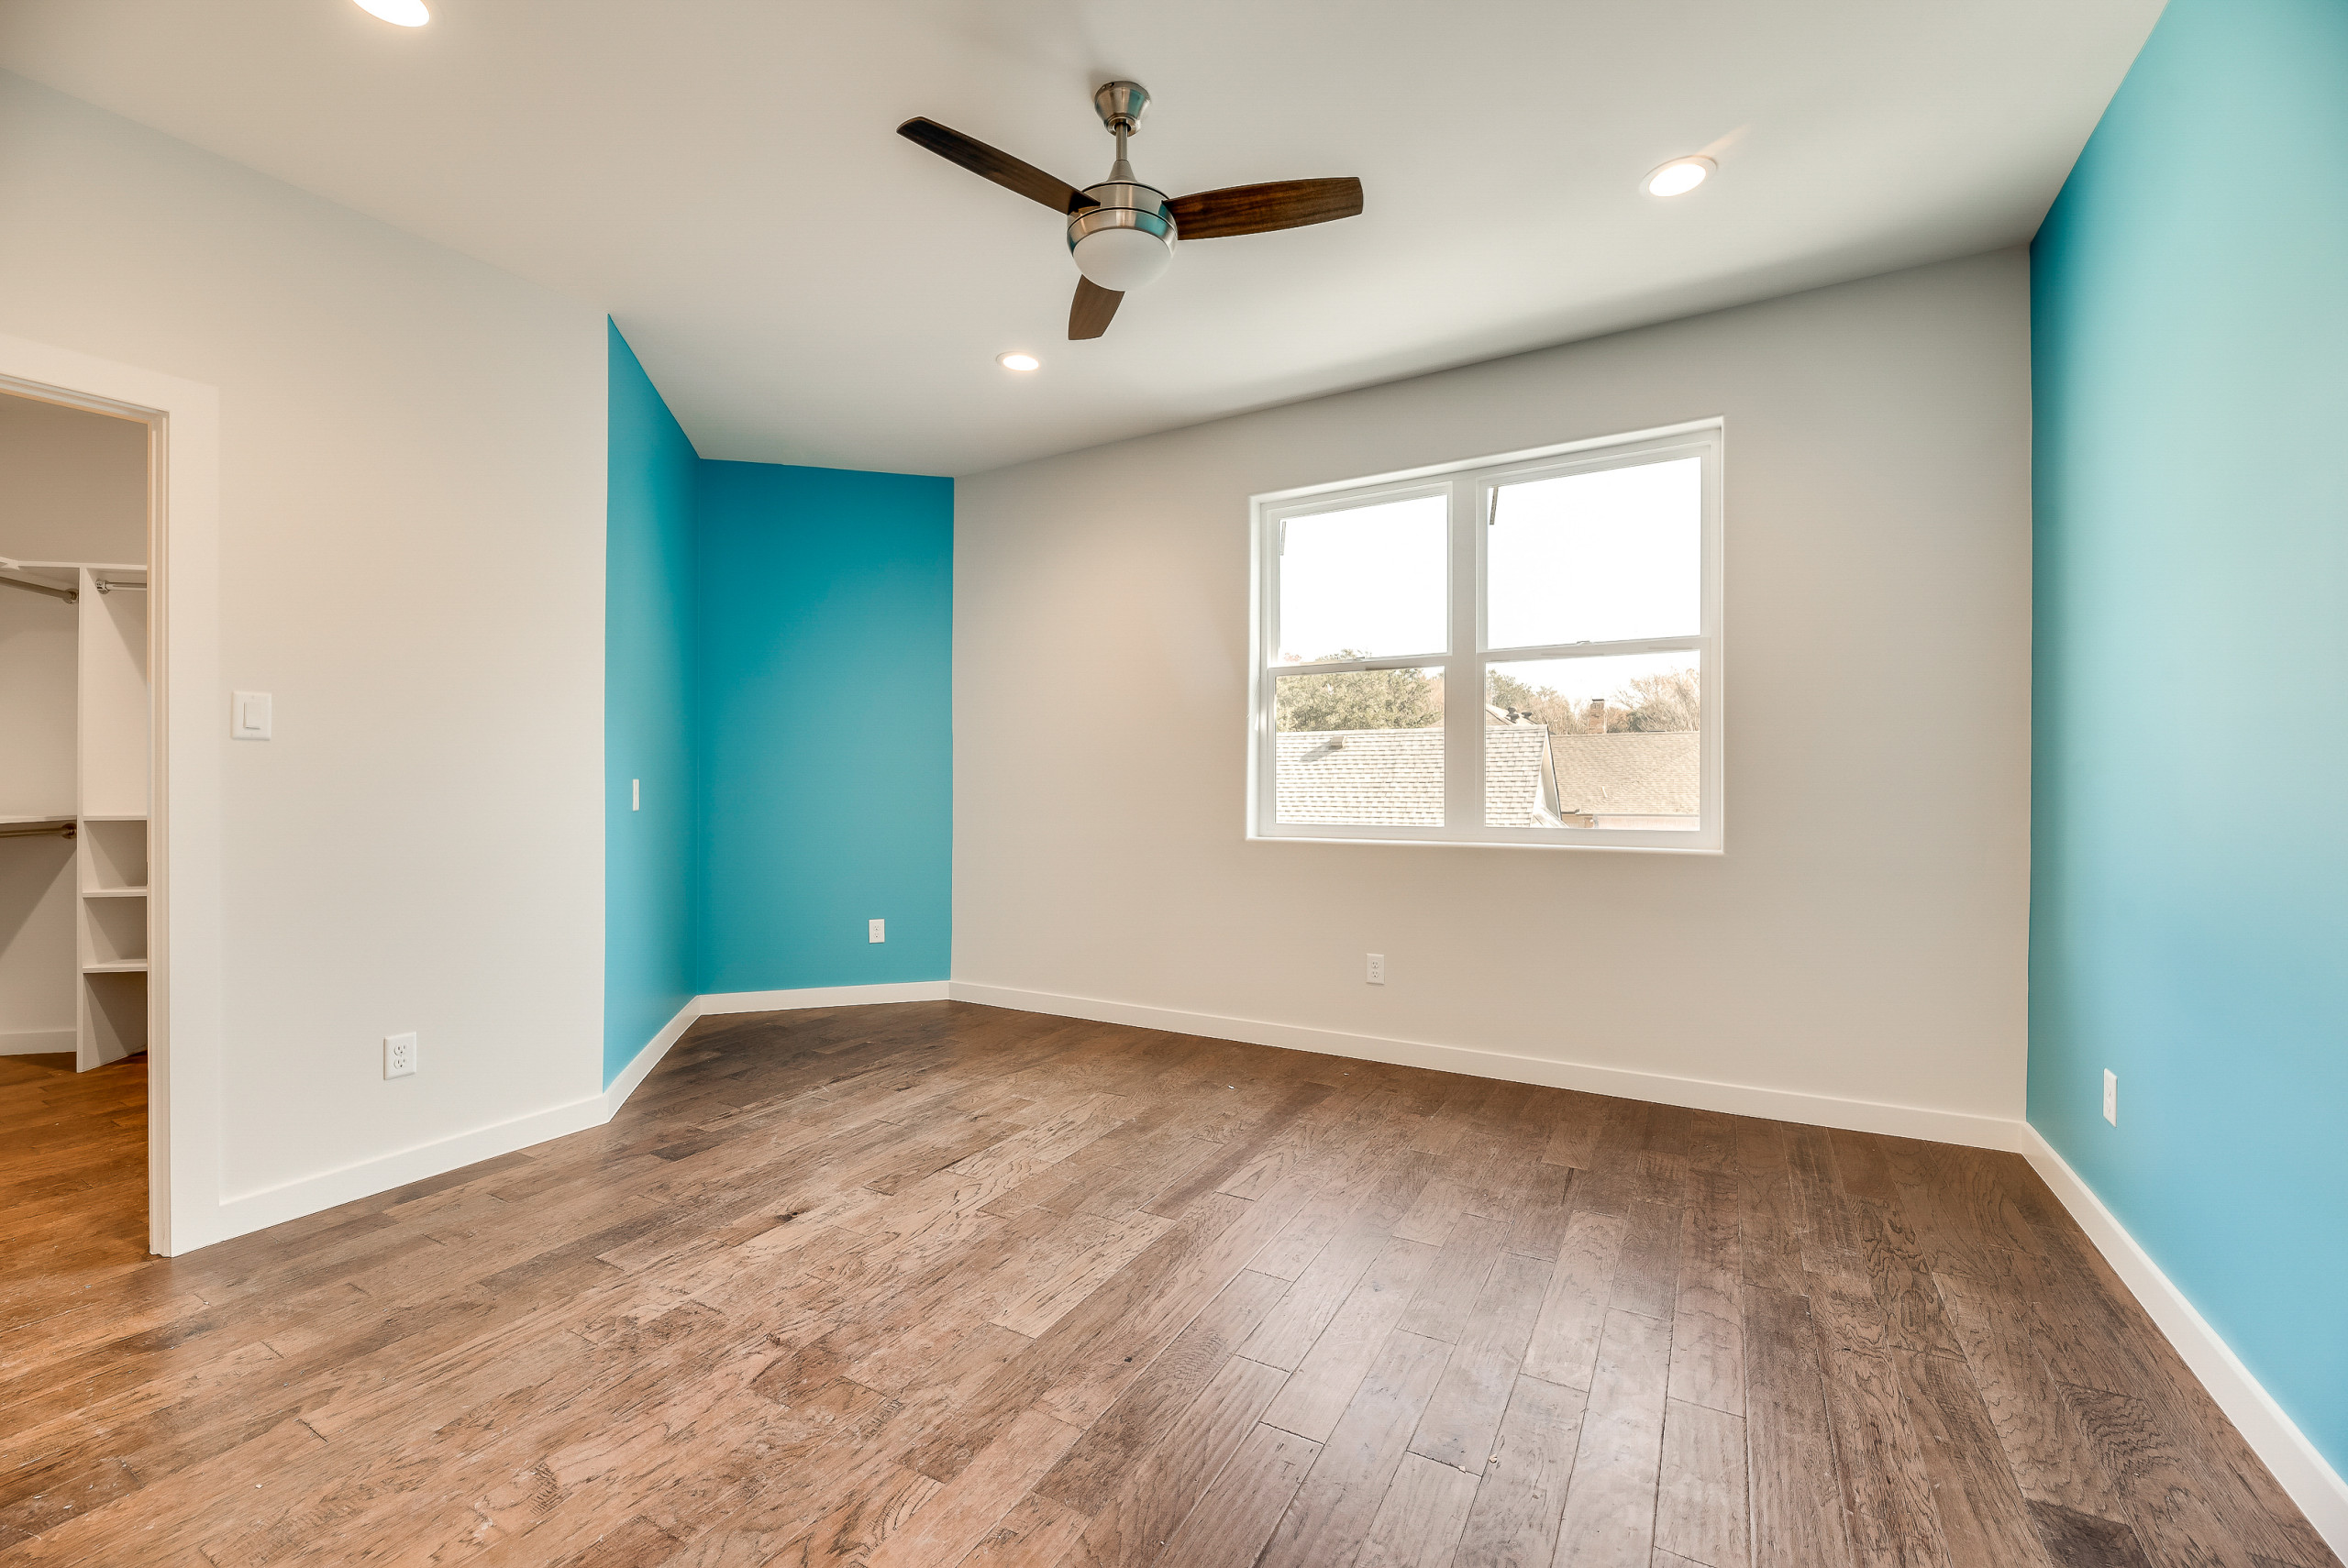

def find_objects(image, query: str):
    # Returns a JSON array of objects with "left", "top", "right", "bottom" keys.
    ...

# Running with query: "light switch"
[{"left": 232, "top": 690, "right": 272, "bottom": 740}]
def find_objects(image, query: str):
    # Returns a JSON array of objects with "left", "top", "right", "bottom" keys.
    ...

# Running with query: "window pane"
[
  {"left": 1485, "top": 654, "right": 1700, "bottom": 830},
  {"left": 1275, "top": 667, "right": 1444, "bottom": 825},
  {"left": 1277, "top": 495, "right": 1446, "bottom": 663},
  {"left": 1487, "top": 457, "right": 1700, "bottom": 650}
]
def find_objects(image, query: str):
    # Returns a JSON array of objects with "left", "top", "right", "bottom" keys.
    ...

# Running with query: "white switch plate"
[
  {"left": 385, "top": 1032, "right": 418, "bottom": 1080},
  {"left": 632, "top": 778, "right": 641, "bottom": 812},
  {"left": 231, "top": 690, "right": 272, "bottom": 740},
  {"left": 869, "top": 919, "right": 886, "bottom": 944},
  {"left": 2102, "top": 1068, "right": 2117, "bottom": 1125},
  {"left": 1366, "top": 953, "right": 1386, "bottom": 985}
]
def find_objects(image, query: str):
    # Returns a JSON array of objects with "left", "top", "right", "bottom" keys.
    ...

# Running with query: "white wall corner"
[
  {"left": 2020, "top": 1125, "right": 2348, "bottom": 1556},
  {"left": 943, "top": 980, "right": 2027, "bottom": 1152}
]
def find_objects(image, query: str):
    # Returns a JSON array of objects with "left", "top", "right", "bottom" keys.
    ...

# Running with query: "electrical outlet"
[
  {"left": 1366, "top": 953, "right": 1386, "bottom": 985},
  {"left": 869, "top": 918, "right": 886, "bottom": 944},
  {"left": 2102, "top": 1068, "right": 2117, "bottom": 1126},
  {"left": 632, "top": 778, "right": 640, "bottom": 812},
  {"left": 385, "top": 1032, "right": 418, "bottom": 1080}
]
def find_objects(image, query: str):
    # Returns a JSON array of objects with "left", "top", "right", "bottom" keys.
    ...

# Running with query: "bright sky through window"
[
  {"left": 1489, "top": 458, "right": 1700, "bottom": 648},
  {"left": 1278, "top": 495, "right": 1445, "bottom": 662}
]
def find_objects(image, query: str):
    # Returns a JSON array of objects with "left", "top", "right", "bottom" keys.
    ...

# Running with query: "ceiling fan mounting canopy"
[{"left": 895, "top": 81, "right": 1364, "bottom": 340}]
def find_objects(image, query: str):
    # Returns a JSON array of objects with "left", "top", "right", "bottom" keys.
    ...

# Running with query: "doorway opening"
[{"left": 2, "top": 385, "right": 158, "bottom": 1264}]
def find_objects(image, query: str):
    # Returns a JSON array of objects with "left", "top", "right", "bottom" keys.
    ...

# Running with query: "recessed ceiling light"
[
  {"left": 353, "top": 0, "right": 430, "bottom": 26},
  {"left": 1643, "top": 156, "right": 1715, "bottom": 197},
  {"left": 997, "top": 352, "right": 1041, "bottom": 372}
]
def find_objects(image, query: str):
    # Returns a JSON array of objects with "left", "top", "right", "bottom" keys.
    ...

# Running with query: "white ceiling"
[{"left": 0, "top": 1, "right": 2161, "bottom": 476}]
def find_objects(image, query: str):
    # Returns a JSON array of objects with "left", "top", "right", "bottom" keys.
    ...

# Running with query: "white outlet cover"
[
  {"left": 385, "top": 1032, "right": 418, "bottom": 1079},
  {"left": 2102, "top": 1068, "right": 2117, "bottom": 1125},
  {"left": 869, "top": 918, "right": 886, "bottom": 944},
  {"left": 1367, "top": 953, "right": 1386, "bottom": 985}
]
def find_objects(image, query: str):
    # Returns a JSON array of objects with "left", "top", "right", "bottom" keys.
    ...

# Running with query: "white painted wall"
[
  {"left": 0, "top": 72, "right": 605, "bottom": 1208},
  {"left": 0, "top": 391, "right": 148, "bottom": 564},
  {"left": 955, "top": 250, "right": 2033, "bottom": 1124}
]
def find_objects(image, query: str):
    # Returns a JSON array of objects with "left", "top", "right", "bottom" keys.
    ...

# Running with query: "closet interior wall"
[{"left": 0, "top": 390, "right": 150, "bottom": 1069}]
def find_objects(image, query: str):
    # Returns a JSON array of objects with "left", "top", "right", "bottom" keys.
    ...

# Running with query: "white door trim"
[{"left": 1, "top": 332, "right": 221, "bottom": 1257}]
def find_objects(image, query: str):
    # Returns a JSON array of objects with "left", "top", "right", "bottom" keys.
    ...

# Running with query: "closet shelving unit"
[{"left": 0, "top": 555, "right": 150, "bottom": 1070}]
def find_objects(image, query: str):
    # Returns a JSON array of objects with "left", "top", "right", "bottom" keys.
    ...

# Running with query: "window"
[{"left": 1250, "top": 421, "right": 1722, "bottom": 850}]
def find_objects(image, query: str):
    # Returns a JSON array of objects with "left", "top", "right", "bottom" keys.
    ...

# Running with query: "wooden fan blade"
[
  {"left": 1168, "top": 177, "right": 1363, "bottom": 239},
  {"left": 1069, "top": 277, "right": 1123, "bottom": 339},
  {"left": 897, "top": 117, "right": 1096, "bottom": 214}
]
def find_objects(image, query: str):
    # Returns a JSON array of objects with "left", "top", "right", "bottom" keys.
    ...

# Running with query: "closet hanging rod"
[
  {"left": 0, "top": 823, "right": 76, "bottom": 840},
  {"left": 0, "top": 575, "right": 76, "bottom": 605},
  {"left": 94, "top": 578, "right": 147, "bottom": 594}
]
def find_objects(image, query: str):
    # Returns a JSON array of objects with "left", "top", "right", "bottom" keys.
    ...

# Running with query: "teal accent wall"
[
  {"left": 604, "top": 322, "right": 699, "bottom": 1088},
  {"left": 2031, "top": 0, "right": 2348, "bottom": 1474},
  {"left": 694, "top": 461, "right": 953, "bottom": 995}
]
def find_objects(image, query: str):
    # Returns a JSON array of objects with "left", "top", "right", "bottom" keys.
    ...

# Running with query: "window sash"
[{"left": 1251, "top": 421, "right": 1723, "bottom": 852}]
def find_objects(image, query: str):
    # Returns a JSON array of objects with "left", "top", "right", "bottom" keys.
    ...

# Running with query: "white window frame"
[{"left": 1248, "top": 418, "right": 1725, "bottom": 853}]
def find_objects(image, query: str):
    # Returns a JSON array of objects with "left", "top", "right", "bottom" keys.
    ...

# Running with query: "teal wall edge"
[
  {"left": 604, "top": 321, "right": 698, "bottom": 1088},
  {"left": 2030, "top": 0, "right": 2348, "bottom": 1476},
  {"left": 604, "top": 329, "right": 953, "bottom": 1089}
]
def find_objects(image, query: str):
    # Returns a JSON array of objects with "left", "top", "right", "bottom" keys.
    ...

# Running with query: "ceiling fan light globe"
[{"left": 1071, "top": 226, "right": 1174, "bottom": 292}]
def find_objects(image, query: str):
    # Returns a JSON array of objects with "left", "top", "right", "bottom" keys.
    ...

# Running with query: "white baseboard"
[
  {"left": 697, "top": 980, "right": 951, "bottom": 1016},
  {"left": 205, "top": 1091, "right": 609, "bottom": 1244},
  {"left": 191, "top": 981, "right": 955, "bottom": 1250},
  {"left": 0, "top": 1027, "right": 76, "bottom": 1056},
  {"left": 944, "top": 980, "right": 2025, "bottom": 1152},
  {"left": 595, "top": 981, "right": 953, "bottom": 1117},
  {"left": 603, "top": 996, "right": 705, "bottom": 1115},
  {"left": 2019, "top": 1127, "right": 2348, "bottom": 1555}
]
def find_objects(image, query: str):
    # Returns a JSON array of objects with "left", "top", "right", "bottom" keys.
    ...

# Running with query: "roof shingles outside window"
[{"left": 1275, "top": 725, "right": 1698, "bottom": 830}]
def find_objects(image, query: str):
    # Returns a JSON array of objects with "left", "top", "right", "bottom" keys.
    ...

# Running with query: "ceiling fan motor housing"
[{"left": 1069, "top": 170, "right": 1177, "bottom": 292}]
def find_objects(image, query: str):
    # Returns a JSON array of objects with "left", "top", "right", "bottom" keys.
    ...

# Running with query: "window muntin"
[{"left": 1251, "top": 423, "right": 1722, "bottom": 851}]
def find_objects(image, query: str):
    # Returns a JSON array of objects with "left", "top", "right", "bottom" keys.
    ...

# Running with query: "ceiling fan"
[{"left": 898, "top": 82, "right": 1364, "bottom": 341}]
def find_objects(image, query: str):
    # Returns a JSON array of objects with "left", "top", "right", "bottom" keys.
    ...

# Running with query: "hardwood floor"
[{"left": 0, "top": 1004, "right": 2335, "bottom": 1568}]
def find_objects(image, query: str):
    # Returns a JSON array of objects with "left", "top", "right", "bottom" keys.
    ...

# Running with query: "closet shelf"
[
  {"left": 1, "top": 813, "right": 77, "bottom": 827},
  {"left": 83, "top": 960, "right": 148, "bottom": 974},
  {"left": 79, "top": 813, "right": 148, "bottom": 823},
  {"left": 83, "top": 887, "right": 149, "bottom": 899}
]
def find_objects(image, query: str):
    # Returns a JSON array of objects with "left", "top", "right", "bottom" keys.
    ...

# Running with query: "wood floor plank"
[
  {"left": 1260, "top": 1236, "right": 1440, "bottom": 1444},
  {"left": 1553, "top": 1308, "right": 1674, "bottom": 1568},
  {"left": 1520, "top": 1208, "right": 1626, "bottom": 1391},
  {"left": 1671, "top": 1171, "right": 1744, "bottom": 1417},
  {"left": 1406, "top": 1250, "right": 1552, "bottom": 1473},
  {"left": 1357, "top": 1452, "right": 1479, "bottom": 1568},
  {"left": 1451, "top": 1373, "right": 1585, "bottom": 1568},
  {"left": 1893, "top": 1348, "right": 2056, "bottom": 1568},
  {"left": 1147, "top": 1420, "right": 1322, "bottom": 1568},
  {"left": 1812, "top": 1334, "right": 1949, "bottom": 1568},
  {"left": 1934, "top": 1269, "right": 2126, "bottom": 1525},
  {"left": 0, "top": 1008, "right": 2328, "bottom": 1568},
  {"left": 1656, "top": 1397, "right": 1751, "bottom": 1568},
  {"left": 1744, "top": 1285, "right": 1856, "bottom": 1568},
  {"left": 1052, "top": 1354, "right": 1289, "bottom": 1568},
  {"left": 1254, "top": 1329, "right": 1454, "bottom": 1568}
]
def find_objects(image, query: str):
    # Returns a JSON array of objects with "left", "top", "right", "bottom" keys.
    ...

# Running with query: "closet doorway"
[{"left": 2, "top": 386, "right": 157, "bottom": 1266}]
